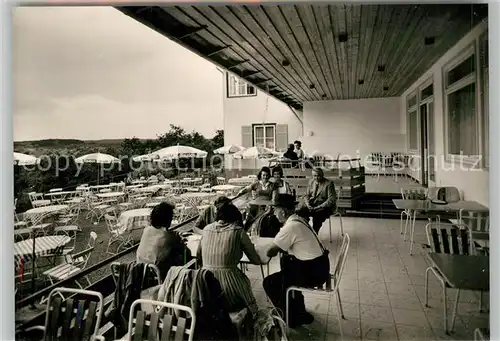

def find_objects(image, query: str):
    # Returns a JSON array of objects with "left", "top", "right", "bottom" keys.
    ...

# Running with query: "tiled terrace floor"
[{"left": 245, "top": 217, "right": 489, "bottom": 341}]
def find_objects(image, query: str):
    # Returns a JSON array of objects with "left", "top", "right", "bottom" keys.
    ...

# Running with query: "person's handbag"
[{"left": 254, "top": 307, "right": 289, "bottom": 341}]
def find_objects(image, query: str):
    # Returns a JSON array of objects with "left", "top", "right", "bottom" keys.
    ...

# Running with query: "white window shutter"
[
  {"left": 275, "top": 124, "right": 288, "bottom": 152},
  {"left": 241, "top": 126, "right": 253, "bottom": 147}
]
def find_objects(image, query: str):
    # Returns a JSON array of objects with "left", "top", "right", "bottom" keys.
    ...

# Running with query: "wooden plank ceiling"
[{"left": 116, "top": 4, "right": 487, "bottom": 110}]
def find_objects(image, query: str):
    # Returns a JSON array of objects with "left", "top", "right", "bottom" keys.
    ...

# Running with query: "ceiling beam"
[
  {"left": 177, "top": 25, "right": 208, "bottom": 40},
  {"left": 206, "top": 45, "right": 232, "bottom": 57}
]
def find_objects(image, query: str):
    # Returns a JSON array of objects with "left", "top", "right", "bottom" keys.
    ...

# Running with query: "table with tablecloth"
[
  {"left": 186, "top": 234, "right": 274, "bottom": 278},
  {"left": 118, "top": 208, "right": 152, "bottom": 231},
  {"left": 96, "top": 192, "right": 125, "bottom": 199},
  {"left": 23, "top": 205, "right": 69, "bottom": 233},
  {"left": 228, "top": 178, "right": 255, "bottom": 186},
  {"left": 14, "top": 235, "right": 71, "bottom": 268},
  {"left": 24, "top": 204, "right": 69, "bottom": 217}
]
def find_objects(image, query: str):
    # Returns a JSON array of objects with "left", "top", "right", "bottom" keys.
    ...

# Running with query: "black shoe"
[
  {"left": 301, "top": 312, "right": 314, "bottom": 325},
  {"left": 288, "top": 311, "right": 314, "bottom": 328}
]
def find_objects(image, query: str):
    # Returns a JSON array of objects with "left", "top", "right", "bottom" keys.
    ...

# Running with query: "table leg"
[
  {"left": 442, "top": 283, "right": 448, "bottom": 334},
  {"left": 259, "top": 265, "right": 265, "bottom": 281},
  {"left": 409, "top": 211, "right": 417, "bottom": 255},
  {"left": 449, "top": 289, "right": 461, "bottom": 334}
]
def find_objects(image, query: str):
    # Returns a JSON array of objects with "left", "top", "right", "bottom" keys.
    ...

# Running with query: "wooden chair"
[
  {"left": 25, "top": 287, "right": 105, "bottom": 341},
  {"left": 423, "top": 222, "right": 479, "bottom": 333},
  {"left": 125, "top": 299, "right": 196, "bottom": 341},
  {"left": 286, "top": 234, "right": 350, "bottom": 338},
  {"left": 43, "top": 240, "right": 96, "bottom": 296},
  {"left": 453, "top": 210, "right": 489, "bottom": 254}
]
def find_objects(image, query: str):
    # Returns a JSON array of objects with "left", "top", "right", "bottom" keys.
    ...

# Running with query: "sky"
[{"left": 13, "top": 6, "right": 224, "bottom": 141}]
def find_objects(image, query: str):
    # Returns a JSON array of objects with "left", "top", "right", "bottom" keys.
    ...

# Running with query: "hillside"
[{"left": 13, "top": 138, "right": 134, "bottom": 157}]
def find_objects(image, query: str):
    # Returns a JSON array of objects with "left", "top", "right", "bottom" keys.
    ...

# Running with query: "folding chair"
[
  {"left": 125, "top": 299, "right": 196, "bottom": 341},
  {"left": 25, "top": 287, "right": 105, "bottom": 341},
  {"left": 423, "top": 222, "right": 480, "bottom": 334}
]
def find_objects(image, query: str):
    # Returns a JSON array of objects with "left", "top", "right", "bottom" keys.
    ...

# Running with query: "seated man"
[
  {"left": 303, "top": 167, "right": 337, "bottom": 233},
  {"left": 263, "top": 194, "right": 330, "bottom": 328},
  {"left": 193, "top": 196, "right": 232, "bottom": 234}
]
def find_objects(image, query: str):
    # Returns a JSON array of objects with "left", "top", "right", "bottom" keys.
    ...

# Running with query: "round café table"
[{"left": 119, "top": 208, "right": 152, "bottom": 231}]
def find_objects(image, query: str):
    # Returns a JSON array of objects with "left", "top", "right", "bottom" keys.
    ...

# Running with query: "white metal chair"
[
  {"left": 366, "top": 153, "right": 383, "bottom": 181},
  {"left": 327, "top": 188, "right": 344, "bottom": 242},
  {"left": 86, "top": 195, "right": 111, "bottom": 223},
  {"left": 104, "top": 214, "right": 130, "bottom": 254},
  {"left": 400, "top": 187, "right": 428, "bottom": 239},
  {"left": 28, "top": 192, "right": 51, "bottom": 208},
  {"left": 400, "top": 187, "right": 433, "bottom": 254},
  {"left": 126, "top": 299, "right": 196, "bottom": 341},
  {"left": 286, "top": 234, "right": 350, "bottom": 338}
]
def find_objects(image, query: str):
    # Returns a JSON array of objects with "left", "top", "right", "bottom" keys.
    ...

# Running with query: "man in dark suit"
[{"left": 303, "top": 167, "right": 337, "bottom": 233}]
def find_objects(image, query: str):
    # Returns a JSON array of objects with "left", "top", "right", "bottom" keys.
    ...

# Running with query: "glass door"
[
  {"left": 427, "top": 101, "right": 436, "bottom": 185},
  {"left": 419, "top": 103, "right": 428, "bottom": 187}
]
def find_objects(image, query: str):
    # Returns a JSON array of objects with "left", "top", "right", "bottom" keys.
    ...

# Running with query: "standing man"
[{"left": 303, "top": 167, "right": 337, "bottom": 233}]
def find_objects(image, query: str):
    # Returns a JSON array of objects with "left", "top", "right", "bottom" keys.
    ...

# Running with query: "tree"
[
  {"left": 121, "top": 137, "right": 146, "bottom": 157},
  {"left": 212, "top": 129, "right": 224, "bottom": 149}
]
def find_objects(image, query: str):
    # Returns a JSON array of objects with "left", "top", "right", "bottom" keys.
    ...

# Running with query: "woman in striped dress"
[{"left": 197, "top": 202, "right": 267, "bottom": 315}]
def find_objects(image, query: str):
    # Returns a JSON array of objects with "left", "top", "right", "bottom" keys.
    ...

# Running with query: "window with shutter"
[
  {"left": 241, "top": 126, "right": 253, "bottom": 147},
  {"left": 253, "top": 124, "right": 276, "bottom": 150},
  {"left": 275, "top": 124, "right": 289, "bottom": 151}
]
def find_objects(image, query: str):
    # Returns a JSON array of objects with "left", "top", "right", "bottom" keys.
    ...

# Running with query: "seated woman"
[
  {"left": 236, "top": 167, "right": 274, "bottom": 230},
  {"left": 271, "top": 166, "right": 292, "bottom": 196},
  {"left": 136, "top": 202, "right": 188, "bottom": 279},
  {"left": 198, "top": 202, "right": 266, "bottom": 315},
  {"left": 193, "top": 196, "right": 233, "bottom": 235}
]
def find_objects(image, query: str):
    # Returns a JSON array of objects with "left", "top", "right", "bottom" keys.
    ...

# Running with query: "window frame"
[
  {"left": 227, "top": 73, "right": 257, "bottom": 98},
  {"left": 442, "top": 43, "right": 483, "bottom": 166},
  {"left": 407, "top": 91, "right": 419, "bottom": 152},
  {"left": 252, "top": 123, "right": 276, "bottom": 150}
]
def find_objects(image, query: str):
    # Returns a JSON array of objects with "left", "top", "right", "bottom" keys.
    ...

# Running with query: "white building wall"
[
  {"left": 400, "top": 21, "right": 488, "bottom": 207},
  {"left": 223, "top": 72, "right": 303, "bottom": 172},
  {"left": 301, "top": 98, "right": 404, "bottom": 160}
]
